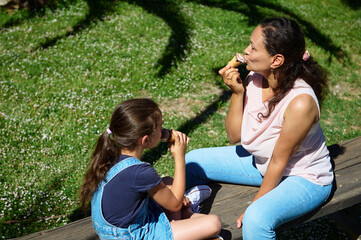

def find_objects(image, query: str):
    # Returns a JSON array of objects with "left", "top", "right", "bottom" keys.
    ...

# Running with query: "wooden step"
[{"left": 15, "top": 136, "right": 361, "bottom": 240}]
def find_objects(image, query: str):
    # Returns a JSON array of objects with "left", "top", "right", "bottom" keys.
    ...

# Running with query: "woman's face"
[{"left": 243, "top": 25, "right": 274, "bottom": 75}]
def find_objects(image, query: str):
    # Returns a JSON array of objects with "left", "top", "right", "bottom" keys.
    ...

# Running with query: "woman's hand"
[
  {"left": 219, "top": 65, "right": 244, "bottom": 95},
  {"left": 169, "top": 130, "right": 190, "bottom": 161},
  {"left": 236, "top": 212, "right": 245, "bottom": 228}
]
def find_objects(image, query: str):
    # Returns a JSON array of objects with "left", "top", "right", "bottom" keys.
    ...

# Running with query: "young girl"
[{"left": 79, "top": 98, "right": 221, "bottom": 240}]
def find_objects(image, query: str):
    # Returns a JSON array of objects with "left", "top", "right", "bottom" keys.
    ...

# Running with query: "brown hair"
[
  {"left": 79, "top": 98, "right": 162, "bottom": 210},
  {"left": 258, "top": 18, "right": 328, "bottom": 119}
]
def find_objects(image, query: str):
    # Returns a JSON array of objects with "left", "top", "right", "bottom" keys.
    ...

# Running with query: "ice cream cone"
[
  {"left": 169, "top": 131, "right": 175, "bottom": 143},
  {"left": 228, "top": 53, "right": 246, "bottom": 68},
  {"left": 161, "top": 128, "right": 175, "bottom": 143},
  {"left": 228, "top": 56, "right": 240, "bottom": 68}
]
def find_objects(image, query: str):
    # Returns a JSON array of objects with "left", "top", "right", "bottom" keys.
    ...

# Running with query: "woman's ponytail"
[{"left": 300, "top": 56, "right": 328, "bottom": 106}]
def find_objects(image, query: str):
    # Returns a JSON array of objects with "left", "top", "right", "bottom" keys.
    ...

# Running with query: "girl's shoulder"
[
  {"left": 106, "top": 156, "right": 150, "bottom": 182},
  {"left": 106, "top": 163, "right": 161, "bottom": 191},
  {"left": 124, "top": 163, "right": 162, "bottom": 191}
]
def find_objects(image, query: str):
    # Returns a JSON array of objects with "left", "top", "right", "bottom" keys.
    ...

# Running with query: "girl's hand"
[
  {"left": 219, "top": 65, "right": 244, "bottom": 95},
  {"left": 236, "top": 211, "right": 245, "bottom": 228},
  {"left": 169, "top": 130, "right": 189, "bottom": 160},
  {"left": 183, "top": 196, "right": 191, "bottom": 208}
]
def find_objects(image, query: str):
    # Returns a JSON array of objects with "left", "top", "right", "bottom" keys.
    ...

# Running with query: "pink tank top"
[{"left": 241, "top": 72, "right": 333, "bottom": 185}]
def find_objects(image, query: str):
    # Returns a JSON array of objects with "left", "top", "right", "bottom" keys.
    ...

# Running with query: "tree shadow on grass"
[
  {"left": 26, "top": 0, "right": 191, "bottom": 77},
  {"left": 340, "top": 0, "right": 361, "bottom": 10},
  {"left": 190, "top": 0, "right": 346, "bottom": 62},
  {"left": 3, "top": 0, "right": 346, "bottom": 76},
  {"left": 0, "top": 1, "right": 56, "bottom": 29},
  {"left": 33, "top": 0, "right": 118, "bottom": 50},
  {"left": 122, "top": 0, "right": 192, "bottom": 77}
]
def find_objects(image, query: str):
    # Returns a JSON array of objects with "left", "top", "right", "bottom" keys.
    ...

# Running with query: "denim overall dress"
[{"left": 91, "top": 157, "right": 174, "bottom": 240}]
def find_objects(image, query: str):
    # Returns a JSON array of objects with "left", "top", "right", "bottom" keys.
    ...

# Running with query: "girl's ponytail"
[
  {"left": 79, "top": 130, "right": 120, "bottom": 210},
  {"left": 79, "top": 98, "right": 162, "bottom": 210}
]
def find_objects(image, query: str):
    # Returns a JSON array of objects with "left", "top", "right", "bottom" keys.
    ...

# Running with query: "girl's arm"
[
  {"left": 236, "top": 94, "right": 319, "bottom": 228},
  {"left": 148, "top": 131, "right": 189, "bottom": 212},
  {"left": 219, "top": 65, "right": 247, "bottom": 144}
]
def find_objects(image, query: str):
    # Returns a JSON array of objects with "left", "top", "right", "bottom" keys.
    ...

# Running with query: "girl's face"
[
  {"left": 243, "top": 25, "right": 274, "bottom": 76},
  {"left": 147, "top": 116, "right": 163, "bottom": 148}
]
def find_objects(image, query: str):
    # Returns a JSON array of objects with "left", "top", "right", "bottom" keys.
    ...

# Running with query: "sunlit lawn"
[{"left": 0, "top": 0, "right": 360, "bottom": 238}]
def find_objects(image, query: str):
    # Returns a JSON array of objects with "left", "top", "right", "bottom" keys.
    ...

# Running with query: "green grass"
[{"left": 0, "top": 0, "right": 360, "bottom": 238}]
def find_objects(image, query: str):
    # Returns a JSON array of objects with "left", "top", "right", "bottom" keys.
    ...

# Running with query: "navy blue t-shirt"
[{"left": 102, "top": 155, "right": 162, "bottom": 228}]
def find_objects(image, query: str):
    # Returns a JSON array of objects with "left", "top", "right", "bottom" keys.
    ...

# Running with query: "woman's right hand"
[
  {"left": 236, "top": 211, "right": 245, "bottom": 228},
  {"left": 219, "top": 65, "right": 244, "bottom": 95},
  {"left": 169, "top": 130, "right": 189, "bottom": 160}
]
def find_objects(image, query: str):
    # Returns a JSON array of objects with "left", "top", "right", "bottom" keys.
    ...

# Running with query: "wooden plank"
[
  {"left": 330, "top": 137, "right": 361, "bottom": 169},
  {"left": 13, "top": 217, "right": 98, "bottom": 240},
  {"left": 318, "top": 136, "right": 361, "bottom": 217},
  {"left": 14, "top": 136, "right": 361, "bottom": 240}
]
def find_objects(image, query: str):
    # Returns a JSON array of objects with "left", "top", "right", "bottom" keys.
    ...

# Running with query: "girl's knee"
[{"left": 208, "top": 214, "right": 222, "bottom": 235}]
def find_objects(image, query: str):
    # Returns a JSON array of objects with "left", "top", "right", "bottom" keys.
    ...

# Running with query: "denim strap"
[{"left": 105, "top": 157, "right": 149, "bottom": 183}]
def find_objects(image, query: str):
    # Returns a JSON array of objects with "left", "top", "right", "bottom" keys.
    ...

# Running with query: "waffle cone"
[{"left": 228, "top": 56, "right": 241, "bottom": 68}]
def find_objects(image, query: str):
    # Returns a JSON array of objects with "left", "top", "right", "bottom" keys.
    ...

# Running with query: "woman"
[{"left": 185, "top": 18, "right": 333, "bottom": 239}]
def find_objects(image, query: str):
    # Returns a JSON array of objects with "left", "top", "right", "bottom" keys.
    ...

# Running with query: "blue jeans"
[{"left": 185, "top": 145, "right": 332, "bottom": 240}]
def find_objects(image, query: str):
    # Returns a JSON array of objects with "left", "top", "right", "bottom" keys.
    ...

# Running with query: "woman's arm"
[
  {"left": 219, "top": 66, "right": 247, "bottom": 144},
  {"left": 148, "top": 131, "right": 189, "bottom": 212},
  {"left": 236, "top": 94, "right": 319, "bottom": 227},
  {"left": 225, "top": 93, "right": 244, "bottom": 144}
]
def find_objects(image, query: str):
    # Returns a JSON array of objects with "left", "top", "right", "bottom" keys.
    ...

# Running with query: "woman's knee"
[
  {"left": 242, "top": 206, "right": 274, "bottom": 238},
  {"left": 185, "top": 150, "right": 209, "bottom": 188},
  {"left": 185, "top": 148, "right": 204, "bottom": 164},
  {"left": 185, "top": 150, "right": 199, "bottom": 173}
]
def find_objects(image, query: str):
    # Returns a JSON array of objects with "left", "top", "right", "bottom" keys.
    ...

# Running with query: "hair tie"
[
  {"left": 302, "top": 50, "right": 310, "bottom": 61},
  {"left": 106, "top": 128, "right": 112, "bottom": 135}
]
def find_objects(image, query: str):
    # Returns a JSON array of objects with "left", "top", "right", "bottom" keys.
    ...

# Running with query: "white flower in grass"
[{"left": 42, "top": 134, "right": 47, "bottom": 140}]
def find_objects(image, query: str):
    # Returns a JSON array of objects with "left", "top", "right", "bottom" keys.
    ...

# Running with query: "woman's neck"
[
  {"left": 261, "top": 73, "right": 278, "bottom": 103},
  {"left": 263, "top": 72, "right": 278, "bottom": 90}
]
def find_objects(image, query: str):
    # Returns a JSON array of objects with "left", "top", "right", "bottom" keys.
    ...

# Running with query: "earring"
[{"left": 271, "top": 68, "right": 274, "bottom": 72}]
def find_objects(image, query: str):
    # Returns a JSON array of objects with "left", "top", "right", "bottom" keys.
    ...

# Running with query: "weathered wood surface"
[
  {"left": 13, "top": 217, "right": 98, "bottom": 240},
  {"left": 14, "top": 136, "right": 361, "bottom": 240}
]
